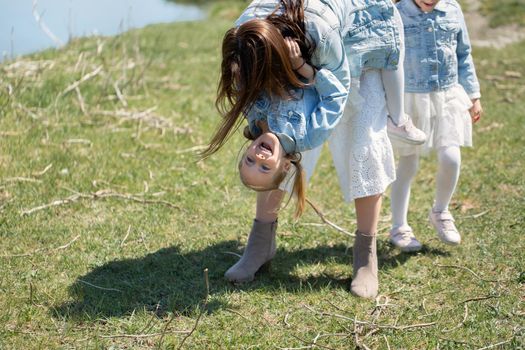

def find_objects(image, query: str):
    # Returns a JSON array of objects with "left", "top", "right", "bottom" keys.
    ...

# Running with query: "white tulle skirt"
[{"left": 393, "top": 84, "right": 474, "bottom": 156}]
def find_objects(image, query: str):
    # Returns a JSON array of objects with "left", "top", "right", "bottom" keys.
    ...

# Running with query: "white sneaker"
[
  {"left": 387, "top": 117, "right": 427, "bottom": 145},
  {"left": 429, "top": 209, "right": 461, "bottom": 245},
  {"left": 389, "top": 226, "right": 422, "bottom": 252}
]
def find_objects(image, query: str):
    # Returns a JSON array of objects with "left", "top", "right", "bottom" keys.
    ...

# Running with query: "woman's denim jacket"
[
  {"left": 247, "top": 68, "right": 347, "bottom": 154},
  {"left": 396, "top": 0, "right": 481, "bottom": 98},
  {"left": 237, "top": 0, "right": 402, "bottom": 153}
]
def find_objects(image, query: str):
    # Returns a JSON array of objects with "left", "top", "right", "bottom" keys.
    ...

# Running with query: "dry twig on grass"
[
  {"left": 20, "top": 189, "right": 181, "bottom": 216},
  {"left": 61, "top": 65, "right": 103, "bottom": 96},
  {"left": 156, "top": 269, "right": 210, "bottom": 349},
  {"left": 306, "top": 198, "right": 354, "bottom": 237},
  {"left": 77, "top": 279, "right": 122, "bottom": 293},
  {"left": 303, "top": 304, "right": 436, "bottom": 332},
  {"left": 436, "top": 264, "right": 503, "bottom": 283},
  {"left": 32, "top": 163, "right": 53, "bottom": 177},
  {"left": 3, "top": 177, "right": 42, "bottom": 184},
  {"left": 1, "top": 234, "right": 80, "bottom": 258}
]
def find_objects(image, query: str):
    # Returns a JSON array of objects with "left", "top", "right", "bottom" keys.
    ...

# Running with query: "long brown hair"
[{"left": 201, "top": 0, "right": 313, "bottom": 159}]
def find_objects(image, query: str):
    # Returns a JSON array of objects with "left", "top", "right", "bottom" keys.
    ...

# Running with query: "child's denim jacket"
[
  {"left": 343, "top": 0, "right": 402, "bottom": 79},
  {"left": 247, "top": 68, "right": 347, "bottom": 154},
  {"left": 396, "top": 0, "right": 481, "bottom": 98},
  {"left": 237, "top": 0, "right": 401, "bottom": 153}
]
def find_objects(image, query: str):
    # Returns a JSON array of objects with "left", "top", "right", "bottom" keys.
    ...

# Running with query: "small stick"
[
  {"left": 476, "top": 339, "right": 513, "bottom": 350},
  {"left": 4, "top": 177, "right": 42, "bottom": 184},
  {"left": 120, "top": 225, "right": 131, "bottom": 247},
  {"left": 99, "top": 331, "right": 190, "bottom": 339},
  {"left": 306, "top": 198, "right": 354, "bottom": 237},
  {"left": 32, "top": 163, "right": 53, "bottom": 177},
  {"left": 75, "top": 86, "right": 87, "bottom": 115},
  {"left": 77, "top": 279, "right": 122, "bottom": 292},
  {"left": 20, "top": 189, "right": 181, "bottom": 216},
  {"left": 61, "top": 65, "right": 103, "bottom": 96},
  {"left": 175, "top": 145, "right": 208, "bottom": 154},
  {"left": 462, "top": 295, "right": 500, "bottom": 304},
  {"left": 383, "top": 335, "right": 391, "bottom": 350},
  {"left": 55, "top": 234, "right": 80, "bottom": 250},
  {"left": 32, "top": 0, "right": 64, "bottom": 47},
  {"left": 113, "top": 80, "right": 128, "bottom": 107},
  {"left": 0, "top": 129, "right": 30, "bottom": 137},
  {"left": 176, "top": 269, "right": 210, "bottom": 349},
  {"left": 436, "top": 264, "right": 502, "bottom": 283},
  {"left": 442, "top": 303, "right": 468, "bottom": 333}
]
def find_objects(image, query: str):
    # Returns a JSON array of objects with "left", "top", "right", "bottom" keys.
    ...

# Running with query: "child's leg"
[
  {"left": 383, "top": 6, "right": 426, "bottom": 145},
  {"left": 381, "top": 67, "right": 407, "bottom": 127},
  {"left": 389, "top": 153, "right": 422, "bottom": 251},
  {"left": 382, "top": 60, "right": 426, "bottom": 145},
  {"left": 350, "top": 194, "right": 382, "bottom": 299},
  {"left": 434, "top": 146, "right": 461, "bottom": 212},
  {"left": 382, "top": 5, "right": 407, "bottom": 127},
  {"left": 429, "top": 146, "right": 462, "bottom": 245},
  {"left": 390, "top": 153, "right": 420, "bottom": 230},
  {"left": 225, "top": 190, "right": 284, "bottom": 283},
  {"left": 256, "top": 189, "right": 285, "bottom": 222}
]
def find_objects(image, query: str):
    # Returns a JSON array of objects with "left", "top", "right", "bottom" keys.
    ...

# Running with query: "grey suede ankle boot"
[
  {"left": 350, "top": 231, "right": 378, "bottom": 298},
  {"left": 224, "top": 220, "right": 277, "bottom": 283}
]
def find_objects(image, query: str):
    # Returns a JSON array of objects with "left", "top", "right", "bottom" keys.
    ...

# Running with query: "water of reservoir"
[{"left": 0, "top": 0, "right": 204, "bottom": 61}]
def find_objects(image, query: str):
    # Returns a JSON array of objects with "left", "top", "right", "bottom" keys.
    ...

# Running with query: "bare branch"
[
  {"left": 77, "top": 279, "right": 122, "bottom": 293},
  {"left": 32, "top": 0, "right": 64, "bottom": 47},
  {"left": 20, "top": 189, "right": 181, "bottom": 216},
  {"left": 306, "top": 198, "right": 354, "bottom": 237},
  {"left": 61, "top": 65, "right": 103, "bottom": 96},
  {"left": 3, "top": 177, "right": 42, "bottom": 184},
  {"left": 32, "top": 163, "right": 53, "bottom": 177},
  {"left": 436, "top": 264, "right": 503, "bottom": 283}
]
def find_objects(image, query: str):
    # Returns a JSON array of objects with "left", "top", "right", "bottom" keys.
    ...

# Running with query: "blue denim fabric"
[
  {"left": 343, "top": 0, "right": 402, "bottom": 78},
  {"left": 396, "top": 0, "right": 480, "bottom": 97},
  {"left": 236, "top": 0, "right": 351, "bottom": 89},
  {"left": 247, "top": 68, "right": 347, "bottom": 154},
  {"left": 238, "top": 0, "right": 402, "bottom": 153}
]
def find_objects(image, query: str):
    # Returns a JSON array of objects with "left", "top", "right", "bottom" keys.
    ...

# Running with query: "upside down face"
[{"left": 239, "top": 132, "right": 291, "bottom": 190}]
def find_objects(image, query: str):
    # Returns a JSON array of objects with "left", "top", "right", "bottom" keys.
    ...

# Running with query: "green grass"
[
  {"left": 1, "top": 4, "right": 525, "bottom": 350},
  {"left": 481, "top": 0, "right": 525, "bottom": 27}
]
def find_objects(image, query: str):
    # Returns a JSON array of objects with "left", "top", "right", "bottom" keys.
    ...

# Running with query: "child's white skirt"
[
  {"left": 281, "top": 69, "right": 396, "bottom": 202},
  {"left": 393, "top": 84, "right": 473, "bottom": 156}
]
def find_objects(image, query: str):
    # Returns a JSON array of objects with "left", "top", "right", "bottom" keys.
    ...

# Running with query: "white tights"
[
  {"left": 390, "top": 146, "right": 461, "bottom": 230},
  {"left": 381, "top": 6, "right": 408, "bottom": 127}
]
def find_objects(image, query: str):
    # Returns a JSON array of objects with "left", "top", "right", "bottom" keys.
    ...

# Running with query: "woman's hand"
[
  {"left": 469, "top": 98, "right": 483, "bottom": 123},
  {"left": 285, "top": 37, "right": 314, "bottom": 81}
]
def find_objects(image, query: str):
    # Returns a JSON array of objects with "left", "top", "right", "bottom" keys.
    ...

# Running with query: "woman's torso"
[{"left": 239, "top": 0, "right": 402, "bottom": 151}]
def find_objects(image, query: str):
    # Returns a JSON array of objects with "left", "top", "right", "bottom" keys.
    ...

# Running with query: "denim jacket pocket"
[
  {"left": 403, "top": 25, "right": 420, "bottom": 48},
  {"left": 437, "top": 21, "right": 460, "bottom": 46}
]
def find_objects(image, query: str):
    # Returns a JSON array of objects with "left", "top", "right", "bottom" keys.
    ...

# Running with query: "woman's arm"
[{"left": 284, "top": 33, "right": 349, "bottom": 153}]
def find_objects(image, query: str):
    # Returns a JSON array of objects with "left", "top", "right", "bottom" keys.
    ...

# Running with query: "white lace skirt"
[
  {"left": 393, "top": 84, "right": 474, "bottom": 156},
  {"left": 282, "top": 70, "right": 396, "bottom": 202}
]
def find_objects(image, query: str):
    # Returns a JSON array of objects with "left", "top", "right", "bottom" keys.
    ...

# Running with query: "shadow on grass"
[{"left": 53, "top": 239, "right": 449, "bottom": 320}]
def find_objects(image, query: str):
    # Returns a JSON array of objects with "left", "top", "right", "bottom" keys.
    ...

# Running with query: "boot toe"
[
  {"left": 350, "top": 281, "right": 378, "bottom": 299},
  {"left": 224, "top": 265, "right": 254, "bottom": 283}
]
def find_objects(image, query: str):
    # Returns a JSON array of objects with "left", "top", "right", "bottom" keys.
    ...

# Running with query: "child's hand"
[
  {"left": 285, "top": 37, "right": 303, "bottom": 70},
  {"left": 469, "top": 99, "right": 483, "bottom": 123},
  {"left": 285, "top": 37, "right": 314, "bottom": 80}
]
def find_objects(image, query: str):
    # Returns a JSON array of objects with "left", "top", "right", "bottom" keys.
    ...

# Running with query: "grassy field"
[
  {"left": 1, "top": 3, "right": 524, "bottom": 349},
  {"left": 481, "top": 0, "right": 525, "bottom": 27}
]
